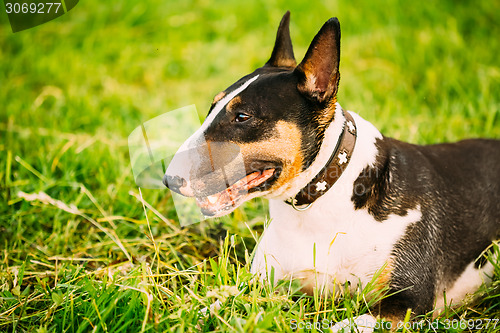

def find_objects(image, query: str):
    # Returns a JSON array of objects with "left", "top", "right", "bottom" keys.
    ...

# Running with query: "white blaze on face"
[
  {"left": 203, "top": 74, "right": 260, "bottom": 132},
  {"left": 165, "top": 75, "right": 260, "bottom": 195}
]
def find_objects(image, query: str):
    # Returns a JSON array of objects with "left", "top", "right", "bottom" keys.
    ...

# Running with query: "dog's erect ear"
[
  {"left": 266, "top": 11, "right": 296, "bottom": 68},
  {"left": 295, "top": 18, "right": 341, "bottom": 104}
]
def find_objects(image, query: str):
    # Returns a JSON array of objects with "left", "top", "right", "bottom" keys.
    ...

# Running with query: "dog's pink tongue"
[{"left": 196, "top": 169, "right": 275, "bottom": 214}]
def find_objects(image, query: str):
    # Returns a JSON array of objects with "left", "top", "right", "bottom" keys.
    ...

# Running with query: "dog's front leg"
[{"left": 250, "top": 242, "right": 283, "bottom": 285}]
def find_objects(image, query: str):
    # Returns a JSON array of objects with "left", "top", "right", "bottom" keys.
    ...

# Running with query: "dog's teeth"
[{"left": 207, "top": 195, "right": 218, "bottom": 204}]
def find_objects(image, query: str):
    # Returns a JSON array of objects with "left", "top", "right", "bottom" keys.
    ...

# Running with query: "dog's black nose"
[{"left": 163, "top": 174, "right": 185, "bottom": 193}]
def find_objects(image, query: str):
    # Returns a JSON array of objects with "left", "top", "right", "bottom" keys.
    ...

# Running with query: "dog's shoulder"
[{"left": 351, "top": 136, "right": 500, "bottom": 222}]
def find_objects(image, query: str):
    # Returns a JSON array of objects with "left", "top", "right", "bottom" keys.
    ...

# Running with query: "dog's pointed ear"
[
  {"left": 295, "top": 18, "right": 341, "bottom": 104},
  {"left": 266, "top": 11, "right": 296, "bottom": 68}
]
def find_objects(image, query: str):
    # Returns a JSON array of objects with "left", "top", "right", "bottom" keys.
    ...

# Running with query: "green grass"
[{"left": 1, "top": 0, "right": 499, "bottom": 331}]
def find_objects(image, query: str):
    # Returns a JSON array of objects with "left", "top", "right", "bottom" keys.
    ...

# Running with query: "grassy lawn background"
[{"left": 1, "top": 0, "right": 499, "bottom": 331}]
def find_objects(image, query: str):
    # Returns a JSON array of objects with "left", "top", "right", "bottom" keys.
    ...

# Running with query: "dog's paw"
[{"left": 331, "top": 314, "right": 377, "bottom": 333}]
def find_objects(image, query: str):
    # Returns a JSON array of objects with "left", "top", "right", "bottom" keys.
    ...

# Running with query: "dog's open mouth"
[{"left": 195, "top": 168, "right": 275, "bottom": 216}]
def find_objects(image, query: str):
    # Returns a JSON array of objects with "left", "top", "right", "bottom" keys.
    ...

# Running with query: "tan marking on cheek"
[
  {"left": 238, "top": 121, "right": 304, "bottom": 190},
  {"left": 226, "top": 96, "right": 241, "bottom": 111},
  {"left": 212, "top": 91, "right": 226, "bottom": 104}
]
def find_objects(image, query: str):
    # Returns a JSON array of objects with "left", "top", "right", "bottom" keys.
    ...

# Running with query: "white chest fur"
[{"left": 251, "top": 111, "right": 422, "bottom": 292}]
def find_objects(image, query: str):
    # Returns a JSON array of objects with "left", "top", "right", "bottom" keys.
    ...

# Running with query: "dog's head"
[{"left": 164, "top": 12, "right": 342, "bottom": 217}]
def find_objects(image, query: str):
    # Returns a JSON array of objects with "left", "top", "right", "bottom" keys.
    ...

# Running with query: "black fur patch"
[
  {"left": 354, "top": 137, "right": 500, "bottom": 317},
  {"left": 351, "top": 137, "right": 419, "bottom": 221}
]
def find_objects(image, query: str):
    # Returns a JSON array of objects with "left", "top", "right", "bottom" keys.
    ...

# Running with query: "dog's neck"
[
  {"left": 285, "top": 108, "right": 357, "bottom": 208},
  {"left": 267, "top": 104, "right": 383, "bottom": 211}
]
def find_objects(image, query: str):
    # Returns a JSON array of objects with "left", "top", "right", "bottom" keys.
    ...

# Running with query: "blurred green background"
[{"left": 1, "top": 0, "right": 499, "bottom": 331}]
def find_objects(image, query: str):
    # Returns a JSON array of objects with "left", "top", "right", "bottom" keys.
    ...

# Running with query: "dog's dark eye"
[{"left": 235, "top": 112, "right": 252, "bottom": 123}]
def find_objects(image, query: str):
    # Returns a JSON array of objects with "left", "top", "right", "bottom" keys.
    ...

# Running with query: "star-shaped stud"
[
  {"left": 315, "top": 180, "right": 327, "bottom": 192},
  {"left": 338, "top": 151, "right": 348, "bottom": 164},
  {"left": 346, "top": 120, "right": 355, "bottom": 133}
]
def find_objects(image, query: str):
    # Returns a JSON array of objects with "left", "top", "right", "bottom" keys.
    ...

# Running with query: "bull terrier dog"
[{"left": 163, "top": 11, "right": 500, "bottom": 324}]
